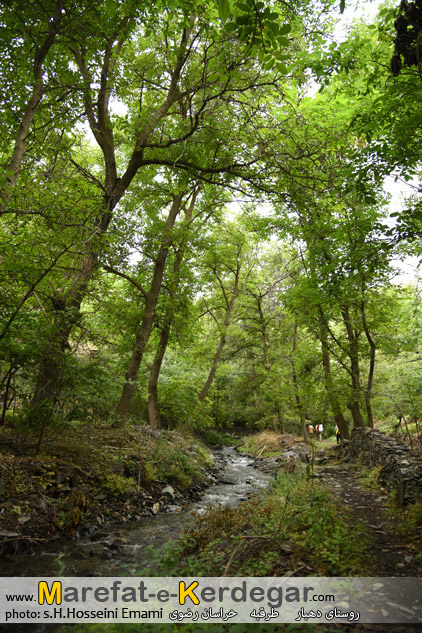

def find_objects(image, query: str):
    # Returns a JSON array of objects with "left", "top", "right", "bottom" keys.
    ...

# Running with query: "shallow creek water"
[{"left": 1, "top": 446, "right": 270, "bottom": 577}]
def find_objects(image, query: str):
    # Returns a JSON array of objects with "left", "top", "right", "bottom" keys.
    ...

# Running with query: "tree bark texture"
[{"left": 115, "top": 193, "right": 184, "bottom": 422}]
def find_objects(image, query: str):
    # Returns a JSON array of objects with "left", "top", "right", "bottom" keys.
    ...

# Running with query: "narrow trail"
[{"left": 315, "top": 449, "right": 422, "bottom": 577}]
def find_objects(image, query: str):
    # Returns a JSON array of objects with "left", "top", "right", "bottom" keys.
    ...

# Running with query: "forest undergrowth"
[{"left": 0, "top": 423, "right": 212, "bottom": 548}]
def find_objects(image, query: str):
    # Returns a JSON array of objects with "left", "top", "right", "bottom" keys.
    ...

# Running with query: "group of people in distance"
[{"left": 307, "top": 423, "right": 342, "bottom": 444}]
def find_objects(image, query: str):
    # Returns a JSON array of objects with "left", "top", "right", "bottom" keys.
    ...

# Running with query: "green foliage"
[
  {"left": 199, "top": 428, "right": 238, "bottom": 446},
  {"left": 143, "top": 432, "right": 212, "bottom": 490},
  {"left": 102, "top": 473, "right": 137, "bottom": 497},
  {"left": 358, "top": 465, "right": 383, "bottom": 491}
]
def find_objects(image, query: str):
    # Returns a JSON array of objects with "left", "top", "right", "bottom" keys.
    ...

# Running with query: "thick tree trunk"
[
  {"left": 0, "top": 0, "right": 65, "bottom": 214},
  {"left": 318, "top": 308, "right": 350, "bottom": 440},
  {"left": 341, "top": 305, "right": 365, "bottom": 428},
  {"left": 198, "top": 263, "right": 241, "bottom": 403},
  {"left": 27, "top": 203, "right": 114, "bottom": 425},
  {"left": 115, "top": 194, "right": 184, "bottom": 422},
  {"left": 147, "top": 320, "right": 172, "bottom": 427}
]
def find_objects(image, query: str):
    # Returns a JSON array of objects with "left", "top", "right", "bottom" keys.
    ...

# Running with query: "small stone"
[
  {"left": 404, "top": 556, "right": 414, "bottom": 563},
  {"left": 18, "top": 515, "right": 31, "bottom": 524}
]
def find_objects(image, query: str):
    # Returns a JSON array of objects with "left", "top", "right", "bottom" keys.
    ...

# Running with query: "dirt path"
[{"left": 315, "top": 450, "right": 422, "bottom": 577}]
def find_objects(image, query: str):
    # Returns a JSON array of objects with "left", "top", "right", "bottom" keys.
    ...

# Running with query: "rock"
[
  {"left": 18, "top": 515, "right": 31, "bottom": 524},
  {"left": 70, "top": 472, "right": 81, "bottom": 487},
  {"left": 34, "top": 497, "right": 48, "bottom": 511},
  {"left": 160, "top": 486, "right": 175, "bottom": 501},
  {"left": 404, "top": 556, "right": 414, "bottom": 563},
  {"left": 94, "top": 493, "right": 107, "bottom": 501},
  {"left": 281, "top": 451, "right": 298, "bottom": 460},
  {"left": 56, "top": 471, "right": 67, "bottom": 484}
]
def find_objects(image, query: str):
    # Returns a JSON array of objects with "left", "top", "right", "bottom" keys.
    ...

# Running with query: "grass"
[{"left": 358, "top": 465, "right": 383, "bottom": 491}]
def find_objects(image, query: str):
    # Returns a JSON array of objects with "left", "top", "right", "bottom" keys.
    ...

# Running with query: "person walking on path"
[
  {"left": 335, "top": 424, "right": 341, "bottom": 444},
  {"left": 316, "top": 423, "right": 323, "bottom": 441},
  {"left": 308, "top": 424, "right": 314, "bottom": 439}
]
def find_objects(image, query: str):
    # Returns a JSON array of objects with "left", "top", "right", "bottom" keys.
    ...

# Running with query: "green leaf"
[
  {"left": 218, "top": 0, "right": 232, "bottom": 22},
  {"left": 104, "top": 0, "right": 116, "bottom": 17},
  {"left": 279, "top": 23, "right": 291, "bottom": 35},
  {"left": 276, "top": 62, "right": 288, "bottom": 74},
  {"left": 278, "top": 36, "right": 290, "bottom": 47}
]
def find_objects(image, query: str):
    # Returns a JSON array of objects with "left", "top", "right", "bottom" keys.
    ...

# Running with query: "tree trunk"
[
  {"left": 198, "top": 262, "right": 241, "bottom": 403},
  {"left": 1, "top": 0, "right": 65, "bottom": 214},
  {"left": 360, "top": 297, "right": 376, "bottom": 429},
  {"left": 27, "top": 203, "right": 114, "bottom": 426},
  {"left": 115, "top": 193, "right": 184, "bottom": 422},
  {"left": 291, "top": 323, "right": 309, "bottom": 444},
  {"left": 147, "top": 319, "right": 172, "bottom": 428},
  {"left": 318, "top": 308, "right": 350, "bottom": 440},
  {"left": 257, "top": 296, "right": 271, "bottom": 372},
  {"left": 341, "top": 305, "right": 365, "bottom": 428},
  {"left": 0, "top": 364, "right": 17, "bottom": 426},
  {"left": 146, "top": 193, "right": 196, "bottom": 427}
]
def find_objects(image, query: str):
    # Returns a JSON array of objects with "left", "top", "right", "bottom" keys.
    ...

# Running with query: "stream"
[{"left": 0, "top": 446, "right": 270, "bottom": 577}]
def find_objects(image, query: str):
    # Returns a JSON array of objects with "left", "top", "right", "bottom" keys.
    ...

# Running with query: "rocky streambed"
[{"left": 0, "top": 446, "right": 271, "bottom": 577}]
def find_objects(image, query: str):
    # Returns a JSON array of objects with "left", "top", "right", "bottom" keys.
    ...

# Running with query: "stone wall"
[{"left": 342, "top": 428, "right": 422, "bottom": 505}]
